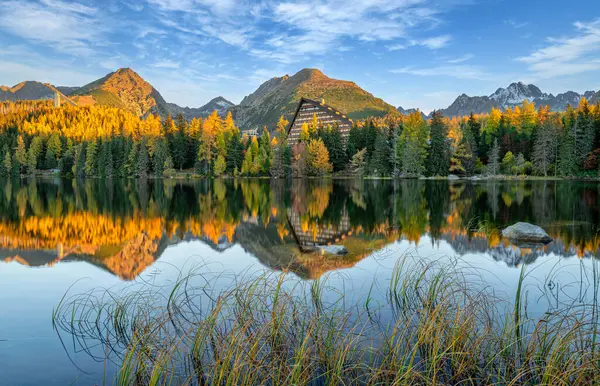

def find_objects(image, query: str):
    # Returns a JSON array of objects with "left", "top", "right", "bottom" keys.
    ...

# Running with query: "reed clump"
[{"left": 53, "top": 257, "right": 600, "bottom": 385}]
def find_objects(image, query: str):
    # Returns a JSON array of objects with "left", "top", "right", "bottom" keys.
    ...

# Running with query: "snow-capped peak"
[{"left": 489, "top": 82, "right": 548, "bottom": 108}]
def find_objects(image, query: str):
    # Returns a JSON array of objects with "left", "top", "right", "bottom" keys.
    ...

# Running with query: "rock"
[
  {"left": 448, "top": 174, "right": 460, "bottom": 180},
  {"left": 502, "top": 222, "right": 553, "bottom": 245},
  {"left": 319, "top": 245, "right": 349, "bottom": 255}
]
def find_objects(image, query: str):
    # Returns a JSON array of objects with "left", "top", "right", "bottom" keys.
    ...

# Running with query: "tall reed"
[{"left": 53, "top": 256, "right": 600, "bottom": 385}]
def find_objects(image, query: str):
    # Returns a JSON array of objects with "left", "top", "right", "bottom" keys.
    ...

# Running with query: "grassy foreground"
[{"left": 53, "top": 258, "right": 600, "bottom": 385}]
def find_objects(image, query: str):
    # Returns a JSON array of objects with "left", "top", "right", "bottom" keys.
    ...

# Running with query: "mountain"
[
  {"left": 55, "top": 86, "right": 80, "bottom": 96},
  {"left": 1, "top": 68, "right": 231, "bottom": 120},
  {"left": 397, "top": 106, "right": 428, "bottom": 119},
  {"left": 71, "top": 68, "right": 171, "bottom": 118},
  {"left": 0, "top": 81, "right": 75, "bottom": 102},
  {"left": 439, "top": 82, "right": 600, "bottom": 117},
  {"left": 232, "top": 68, "right": 399, "bottom": 131},
  {"left": 167, "top": 96, "right": 234, "bottom": 120}
]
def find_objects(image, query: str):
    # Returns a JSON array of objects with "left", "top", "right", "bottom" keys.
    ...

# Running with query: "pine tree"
[
  {"left": 468, "top": 113, "right": 483, "bottom": 156},
  {"left": 450, "top": 136, "right": 475, "bottom": 176},
  {"left": 104, "top": 141, "right": 114, "bottom": 178},
  {"left": 2, "top": 147, "right": 11, "bottom": 177},
  {"left": 514, "top": 153, "right": 526, "bottom": 175},
  {"left": 15, "top": 135, "right": 27, "bottom": 174},
  {"left": 226, "top": 131, "right": 244, "bottom": 173},
  {"left": 487, "top": 138, "right": 500, "bottom": 176},
  {"left": 96, "top": 140, "right": 107, "bottom": 177},
  {"left": 389, "top": 123, "right": 401, "bottom": 176},
  {"left": 574, "top": 99, "right": 594, "bottom": 166},
  {"left": 74, "top": 143, "right": 86, "bottom": 178},
  {"left": 532, "top": 117, "right": 559, "bottom": 176},
  {"left": 399, "top": 112, "right": 429, "bottom": 176},
  {"left": 45, "top": 133, "right": 62, "bottom": 169},
  {"left": 214, "top": 155, "right": 226, "bottom": 176},
  {"left": 346, "top": 124, "right": 362, "bottom": 160},
  {"left": 59, "top": 149, "right": 74, "bottom": 178},
  {"left": 271, "top": 115, "right": 291, "bottom": 178},
  {"left": 426, "top": 111, "right": 450, "bottom": 176},
  {"left": 370, "top": 128, "right": 391, "bottom": 176},
  {"left": 172, "top": 114, "right": 188, "bottom": 170},
  {"left": 149, "top": 137, "right": 167, "bottom": 177},
  {"left": 326, "top": 124, "right": 347, "bottom": 172},
  {"left": 85, "top": 140, "right": 97, "bottom": 177},
  {"left": 502, "top": 151, "right": 516, "bottom": 175},
  {"left": 558, "top": 128, "right": 577, "bottom": 177},
  {"left": 136, "top": 141, "right": 149, "bottom": 178},
  {"left": 26, "top": 136, "right": 43, "bottom": 174},
  {"left": 259, "top": 129, "right": 272, "bottom": 174}
]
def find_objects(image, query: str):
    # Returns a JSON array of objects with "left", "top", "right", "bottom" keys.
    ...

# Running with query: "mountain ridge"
[
  {"left": 436, "top": 81, "right": 600, "bottom": 117},
  {"left": 168, "top": 96, "right": 235, "bottom": 121},
  {"left": 3, "top": 70, "right": 599, "bottom": 124},
  {"left": 232, "top": 68, "right": 399, "bottom": 130}
]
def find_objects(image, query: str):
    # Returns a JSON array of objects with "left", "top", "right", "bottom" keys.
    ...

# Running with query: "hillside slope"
[
  {"left": 71, "top": 68, "right": 171, "bottom": 118},
  {"left": 0, "top": 81, "right": 74, "bottom": 103},
  {"left": 232, "top": 68, "right": 399, "bottom": 130}
]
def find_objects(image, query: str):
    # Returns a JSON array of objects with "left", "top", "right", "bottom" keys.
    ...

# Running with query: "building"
[
  {"left": 287, "top": 98, "right": 353, "bottom": 144},
  {"left": 286, "top": 208, "right": 352, "bottom": 249},
  {"left": 54, "top": 91, "right": 61, "bottom": 108},
  {"left": 243, "top": 128, "right": 260, "bottom": 138}
]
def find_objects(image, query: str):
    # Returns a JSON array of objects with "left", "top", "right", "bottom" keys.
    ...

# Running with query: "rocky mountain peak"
[
  {"left": 439, "top": 82, "right": 599, "bottom": 117},
  {"left": 233, "top": 68, "right": 398, "bottom": 130},
  {"left": 489, "top": 81, "right": 546, "bottom": 107}
]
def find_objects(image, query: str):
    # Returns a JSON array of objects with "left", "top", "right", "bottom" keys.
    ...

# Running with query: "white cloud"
[
  {"left": 387, "top": 34, "right": 452, "bottom": 51},
  {"left": 517, "top": 19, "right": 600, "bottom": 78},
  {"left": 387, "top": 44, "right": 406, "bottom": 51},
  {"left": 0, "top": 0, "right": 105, "bottom": 56},
  {"left": 418, "top": 35, "right": 451, "bottom": 49},
  {"left": 152, "top": 60, "right": 181, "bottom": 69},
  {"left": 505, "top": 19, "right": 529, "bottom": 29},
  {"left": 447, "top": 54, "right": 473, "bottom": 63},
  {"left": 145, "top": 0, "right": 449, "bottom": 63},
  {"left": 390, "top": 65, "right": 492, "bottom": 81}
]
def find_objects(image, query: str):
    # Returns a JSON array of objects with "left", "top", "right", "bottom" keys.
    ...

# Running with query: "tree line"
[
  {"left": 1, "top": 98, "right": 600, "bottom": 178},
  {"left": 287, "top": 97, "right": 600, "bottom": 178}
]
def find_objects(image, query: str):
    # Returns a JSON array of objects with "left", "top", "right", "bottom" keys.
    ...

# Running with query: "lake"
[{"left": 0, "top": 178, "right": 599, "bottom": 385}]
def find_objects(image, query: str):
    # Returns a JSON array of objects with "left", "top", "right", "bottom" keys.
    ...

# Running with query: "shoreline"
[{"left": 24, "top": 171, "right": 600, "bottom": 182}]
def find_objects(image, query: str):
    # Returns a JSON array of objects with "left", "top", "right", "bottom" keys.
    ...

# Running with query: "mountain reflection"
[{"left": 0, "top": 178, "right": 598, "bottom": 280}]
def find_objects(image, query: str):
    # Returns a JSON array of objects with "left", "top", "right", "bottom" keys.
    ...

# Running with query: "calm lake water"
[{"left": 1, "top": 178, "right": 599, "bottom": 385}]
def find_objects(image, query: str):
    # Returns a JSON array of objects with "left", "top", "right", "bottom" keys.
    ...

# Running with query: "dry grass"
[{"left": 53, "top": 256, "right": 600, "bottom": 385}]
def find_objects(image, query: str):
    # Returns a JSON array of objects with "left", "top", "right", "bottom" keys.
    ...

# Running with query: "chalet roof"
[{"left": 287, "top": 97, "right": 353, "bottom": 134}]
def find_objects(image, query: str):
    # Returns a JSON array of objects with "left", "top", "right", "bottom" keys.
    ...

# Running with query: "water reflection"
[{"left": 0, "top": 178, "right": 599, "bottom": 280}]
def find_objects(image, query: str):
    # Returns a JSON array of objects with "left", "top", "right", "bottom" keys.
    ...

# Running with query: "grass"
[{"left": 53, "top": 256, "right": 600, "bottom": 385}]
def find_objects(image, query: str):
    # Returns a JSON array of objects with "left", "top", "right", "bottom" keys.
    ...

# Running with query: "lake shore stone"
[
  {"left": 502, "top": 222, "right": 553, "bottom": 245},
  {"left": 319, "top": 245, "right": 349, "bottom": 255},
  {"left": 448, "top": 174, "right": 460, "bottom": 180}
]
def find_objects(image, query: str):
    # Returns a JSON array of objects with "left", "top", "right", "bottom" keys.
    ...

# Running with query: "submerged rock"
[
  {"left": 303, "top": 245, "right": 349, "bottom": 256},
  {"left": 319, "top": 245, "right": 349, "bottom": 255},
  {"left": 502, "top": 222, "right": 553, "bottom": 245}
]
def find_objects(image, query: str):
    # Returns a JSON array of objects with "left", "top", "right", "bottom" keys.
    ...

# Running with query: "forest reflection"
[{"left": 0, "top": 178, "right": 598, "bottom": 280}]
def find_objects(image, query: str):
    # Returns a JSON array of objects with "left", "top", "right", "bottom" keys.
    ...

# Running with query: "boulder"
[
  {"left": 502, "top": 222, "right": 553, "bottom": 245},
  {"left": 448, "top": 174, "right": 460, "bottom": 180},
  {"left": 318, "top": 245, "right": 349, "bottom": 256}
]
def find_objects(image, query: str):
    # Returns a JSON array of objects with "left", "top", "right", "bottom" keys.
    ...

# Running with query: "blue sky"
[{"left": 0, "top": 0, "right": 599, "bottom": 113}]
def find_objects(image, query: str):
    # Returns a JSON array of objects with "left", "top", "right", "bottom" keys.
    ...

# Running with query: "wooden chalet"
[{"left": 287, "top": 98, "right": 353, "bottom": 144}]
